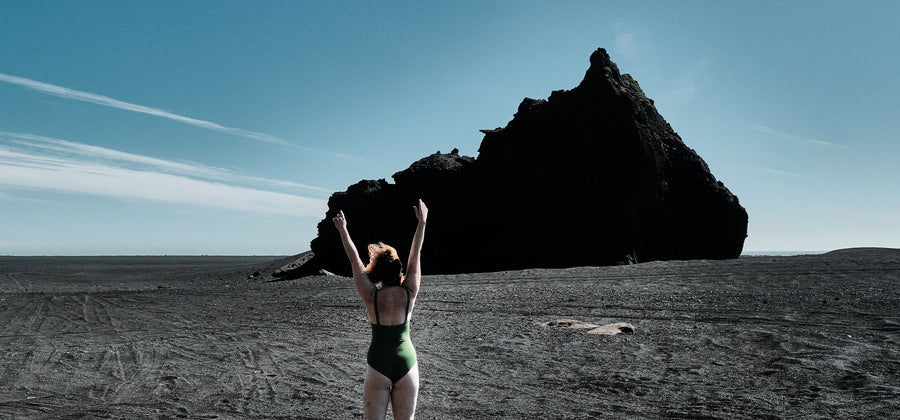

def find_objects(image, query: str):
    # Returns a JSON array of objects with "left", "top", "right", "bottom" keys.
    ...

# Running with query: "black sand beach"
[{"left": 1, "top": 249, "right": 897, "bottom": 418}]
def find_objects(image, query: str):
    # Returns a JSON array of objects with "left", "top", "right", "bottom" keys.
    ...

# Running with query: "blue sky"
[{"left": 2, "top": 1, "right": 898, "bottom": 255}]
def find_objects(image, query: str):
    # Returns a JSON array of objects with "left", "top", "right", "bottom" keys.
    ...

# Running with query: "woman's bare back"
[{"left": 367, "top": 285, "right": 415, "bottom": 325}]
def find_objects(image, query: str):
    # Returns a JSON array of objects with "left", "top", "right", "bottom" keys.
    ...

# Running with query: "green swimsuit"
[{"left": 367, "top": 286, "right": 417, "bottom": 384}]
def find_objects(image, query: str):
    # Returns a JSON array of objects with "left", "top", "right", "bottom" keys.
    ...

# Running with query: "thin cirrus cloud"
[
  {"left": 761, "top": 167, "right": 811, "bottom": 179},
  {"left": 0, "top": 72, "right": 289, "bottom": 145},
  {"left": 0, "top": 131, "right": 328, "bottom": 217},
  {"left": 752, "top": 124, "right": 848, "bottom": 149},
  {"left": 614, "top": 31, "right": 640, "bottom": 60},
  {"left": 0, "top": 72, "right": 365, "bottom": 161},
  {"left": 1, "top": 131, "right": 332, "bottom": 194}
]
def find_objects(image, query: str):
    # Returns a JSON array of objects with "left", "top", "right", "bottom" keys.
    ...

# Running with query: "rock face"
[{"left": 305, "top": 48, "right": 748, "bottom": 276}]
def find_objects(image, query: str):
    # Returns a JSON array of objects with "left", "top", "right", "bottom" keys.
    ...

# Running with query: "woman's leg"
[
  {"left": 389, "top": 364, "right": 419, "bottom": 420},
  {"left": 363, "top": 366, "right": 392, "bottom": 419}
]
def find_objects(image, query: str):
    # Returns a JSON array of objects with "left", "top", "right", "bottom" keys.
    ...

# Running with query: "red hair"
[{"left": 365, "top": 242, "right": 404, "bottom": 286}]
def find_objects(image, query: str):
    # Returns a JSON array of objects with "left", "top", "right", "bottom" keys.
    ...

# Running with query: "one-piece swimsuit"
[{"left": 367, "top": 286, "right": 417, "bottom": 384}]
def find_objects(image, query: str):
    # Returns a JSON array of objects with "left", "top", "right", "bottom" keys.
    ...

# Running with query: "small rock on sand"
[
  {"left": 587, "top": 322, "right": 635, "bottom": 335},
  {"left": 542, "top": 319, "right": 635, "bottom": 335}
]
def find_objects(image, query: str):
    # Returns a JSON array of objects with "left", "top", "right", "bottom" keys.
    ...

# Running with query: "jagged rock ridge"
[{"left": 289, "top": 47, "right": 747, "bottom": 277}]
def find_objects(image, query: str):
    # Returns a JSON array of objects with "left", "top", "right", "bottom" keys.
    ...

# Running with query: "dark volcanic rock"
[
  {"left": 307, "top": 47, "right": 748, "bottom": 276},
  {"left": 272, "top": 251, "right": 317, "bottom": 280}
]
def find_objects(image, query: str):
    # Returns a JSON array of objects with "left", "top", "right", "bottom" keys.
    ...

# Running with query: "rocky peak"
[{"left": 291, "top": 47, "right": 748, "bottom": 278}]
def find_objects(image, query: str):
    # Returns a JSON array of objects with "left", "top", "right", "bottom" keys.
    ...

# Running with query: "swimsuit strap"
[{"left": 373, "top": 288, "right": 380, "bottom": 326}]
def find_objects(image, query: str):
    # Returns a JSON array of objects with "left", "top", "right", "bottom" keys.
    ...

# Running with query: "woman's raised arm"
[
  {"left": 405, "top": 199, "right": 428, "bottom": 294},
  {"left": 332, "top": 210, "right": 374, "bottom": 299}
]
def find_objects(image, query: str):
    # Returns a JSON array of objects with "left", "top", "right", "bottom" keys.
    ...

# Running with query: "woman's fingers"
[
  {"left": 414, "top": 199, "right": 428, "bottom": 222},
  {"left": 332, "top": 210, "right": 347, "bottom": 229}
]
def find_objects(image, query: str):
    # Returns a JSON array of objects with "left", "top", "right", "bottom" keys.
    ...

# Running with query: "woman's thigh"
[
  {"left": 364, "top": 366, "right": 392, "bottom": 419},
  {"left": 390, "top": 364, "right": 419, "bottom": 419}
]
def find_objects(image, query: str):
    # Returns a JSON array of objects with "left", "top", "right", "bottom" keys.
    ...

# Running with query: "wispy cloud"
[
  {"left": 0, "top": 72, "right": 292, "bottom": 146},
  {"left": 1, "top": 131, "right": 332, "bottom": 194},
  {"left": 0, "top": 131, "right": 329, "bottom": 216},
  {"left": 0, "top": 73, "right": 369, "bottom": 160},
  {"left": 614, "top": 30, "right": 640, "bottom": 60},
  {"left": 0, "top": 190, "right": 50, "bottom": 204},
  {"left": 752, "top": 124, "right": 849, "bottom": 149},
  {"left": 657, "top": 61, "right": 706, "bottom": 106},
  {"left": 611, "top": 27, "right": 702, "bottom": 108},
  {"left": 761, "top": 167, "right": 812, "bottom": 179}
]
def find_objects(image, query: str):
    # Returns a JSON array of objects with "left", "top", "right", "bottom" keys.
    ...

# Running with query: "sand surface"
[{"left": 1, "top": 249, "right": 898, "bottom": 419}]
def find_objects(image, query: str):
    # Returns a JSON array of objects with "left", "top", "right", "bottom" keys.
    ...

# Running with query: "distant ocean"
[{"left": 740, "top": 251, "right": 826, "bottom": 257}]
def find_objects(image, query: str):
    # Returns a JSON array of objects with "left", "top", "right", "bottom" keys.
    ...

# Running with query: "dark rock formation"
[
  {"left": 303, "top": 47, "right": 747, "bottom": 276},
  {"left": 272, "top": 251, "right": 317, "bottom": 279}
]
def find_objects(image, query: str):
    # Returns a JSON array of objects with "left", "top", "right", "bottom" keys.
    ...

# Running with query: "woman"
[{"left": 332, "top": 199, "right": 427, "bottom": 419}]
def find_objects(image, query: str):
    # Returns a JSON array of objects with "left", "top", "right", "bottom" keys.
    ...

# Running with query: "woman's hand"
[
  {"left": 332, "top": 210, "right": 348, "bottom": 231},
  {"left": 413, "top": 199, "right": 428, "bottom": 224}
]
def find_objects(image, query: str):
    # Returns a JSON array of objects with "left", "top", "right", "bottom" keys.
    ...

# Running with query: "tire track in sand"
[{"left": 6, "top": 273, "right": 27, "bottom": 292}]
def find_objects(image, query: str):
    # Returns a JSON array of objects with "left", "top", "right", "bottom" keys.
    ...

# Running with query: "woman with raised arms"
[{"left": 332, "top": 199, "right": 428, "bottom": 419}]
